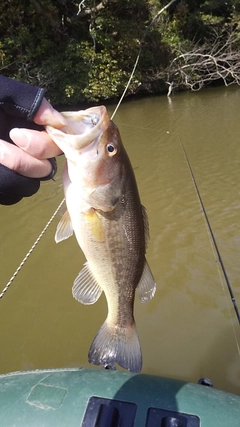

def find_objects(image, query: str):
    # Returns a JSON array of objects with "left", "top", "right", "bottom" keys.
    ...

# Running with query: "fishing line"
[
  {"left": 111, "top": 0, "right": 178, "bottom": 120},
  {"left": 0, "top": 198, "right": 65, "bottom": 298},
  {"left": 178, "top": 134, "right": 240, "bottom": 325},
  {"left": 1, "top": 0, "right": 177, "bottom": 298}
]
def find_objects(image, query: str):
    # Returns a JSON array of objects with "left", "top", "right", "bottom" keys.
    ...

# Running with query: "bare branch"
[
  {"left": 165, "top": 26, "right": 240, "bottom": 94},
  {"left": 76, "top": 0, "right": 117, "bottom": 18}
]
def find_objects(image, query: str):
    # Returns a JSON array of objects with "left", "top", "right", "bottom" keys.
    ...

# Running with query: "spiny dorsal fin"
[
  {"left": 55, "top": 210, "right": 73, "bottom": 243},
  {"left": 142, "top": 205, "right": 150, "bottom": 247},
  {"left": 72, "top": 262, "right": 102, "bottom": 305},
  {"left": 137, "top": 260, "right": 156, "bottom": 303}
]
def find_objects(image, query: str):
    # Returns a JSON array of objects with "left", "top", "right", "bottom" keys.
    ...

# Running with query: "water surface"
[{"left": 1, "top": 86, "right": 240, "bottom": 394}]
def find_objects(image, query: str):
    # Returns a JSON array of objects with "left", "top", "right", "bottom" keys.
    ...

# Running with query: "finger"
[
  {"left": 33, "top": 98, "right": 66, "bottom": 128},
  {"left": 9, "top": 128, "right": 62, "bottom": 159},
  {"left": 0, "top": 139, "right": 53, "bottom": 178}
]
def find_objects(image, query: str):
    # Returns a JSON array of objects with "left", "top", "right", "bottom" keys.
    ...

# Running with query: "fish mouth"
[{"left": 45, "top": 105, "right": 110, "bottom": 151}]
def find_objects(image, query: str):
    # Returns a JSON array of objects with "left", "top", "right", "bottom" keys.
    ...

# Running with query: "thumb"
[{"left": 33, "top": 98, "right": 66, "bottom": 128}]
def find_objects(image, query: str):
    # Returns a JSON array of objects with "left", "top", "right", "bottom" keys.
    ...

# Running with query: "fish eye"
[{"left": 106, "top": 143, "right": 117, "bottom": 156}]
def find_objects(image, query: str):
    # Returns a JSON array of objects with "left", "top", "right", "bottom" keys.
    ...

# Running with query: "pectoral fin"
[
  {"left": 72, "top": 262, "right": 102, "bottom": 305},
  {"left": 55, "top": 210, "right": 73, "bottom": 243},
  {"left": 137, "top": 260, "right": 156, "bottom": 303},
  {"left": 84, "top": 211, "right": 105, "bottom": 242}
]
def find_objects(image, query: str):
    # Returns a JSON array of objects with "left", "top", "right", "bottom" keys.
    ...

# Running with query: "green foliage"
[
  {"left": 0, "top": 0, "right": 240, "bottom": 104},
  {"left": 201, "top": 0, "right": 235, "bottom": 18}
]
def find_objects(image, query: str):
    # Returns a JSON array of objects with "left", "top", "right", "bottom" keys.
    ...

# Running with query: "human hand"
[{"left": 0, "top": 98, "right": 64, "bottom": 179}]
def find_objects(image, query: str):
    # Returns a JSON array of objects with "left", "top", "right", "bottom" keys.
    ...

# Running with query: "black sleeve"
[
  {"left": 0, "top": 165, "right": 40, "bottom": 205},
  {"left": 0, "top": 74, "right": 45, "bottom": 121},
  {"left": 0, "top": 75, "right": 48, "bottom": 205}
]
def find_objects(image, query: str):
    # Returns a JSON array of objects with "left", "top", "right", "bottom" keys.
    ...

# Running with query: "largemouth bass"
[{"left": 46, "top": 106, "right": 156, "bottom": 373}]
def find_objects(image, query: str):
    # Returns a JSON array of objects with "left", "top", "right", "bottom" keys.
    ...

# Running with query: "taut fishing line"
[
  {"left": 0, "top": 0, "right": 177, "bottom": 298},
  {"left": 111, "top": 0, "right": 178, "bottom": 120}
]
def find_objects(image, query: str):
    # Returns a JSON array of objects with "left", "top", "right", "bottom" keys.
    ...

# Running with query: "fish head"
[
  {"left": 84, "top": 118, "right": 125, "bottom": 184},
  {"left": 46, "top": 106, "right": 130, "bottom": 212},
  {"left": 79, "top": 117, "right": 130, "bottom": 212}
]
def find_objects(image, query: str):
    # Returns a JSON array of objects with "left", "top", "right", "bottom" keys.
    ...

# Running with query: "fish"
[{"left": 45, "top": 106, "right": 156, "bottom": 373}]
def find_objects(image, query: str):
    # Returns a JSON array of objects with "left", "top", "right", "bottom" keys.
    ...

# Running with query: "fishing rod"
[{"left": 178, "top": 134, "right": 240, "bottom": 325}]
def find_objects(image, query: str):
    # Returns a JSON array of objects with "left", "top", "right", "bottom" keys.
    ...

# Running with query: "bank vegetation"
[{"left": 1, "top": 0, "right": 240, "bottom": 105}]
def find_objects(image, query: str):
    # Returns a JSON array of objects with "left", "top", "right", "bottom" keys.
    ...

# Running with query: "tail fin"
[{"left": 88, "top": 320, "right": 142, "bottom": 373}]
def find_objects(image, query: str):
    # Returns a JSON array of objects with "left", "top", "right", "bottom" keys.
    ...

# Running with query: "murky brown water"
[{"left": 1, "top": 86, "right": 240, "bottom": 395}]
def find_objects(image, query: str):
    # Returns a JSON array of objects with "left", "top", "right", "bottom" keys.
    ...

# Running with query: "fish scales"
[
  {"left": 46, "top": 106, "right": 156, "bottom": 373},
  {"left": 74, "top": 177, "right": 144, "bottom": 353}
]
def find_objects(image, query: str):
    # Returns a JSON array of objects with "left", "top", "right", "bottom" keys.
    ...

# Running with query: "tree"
[
  {"left": 0, "top": 1, "right": 240, "bottom": 104},
  {"left": 164, "top": 26, "right": 240, "bottom": 94}
]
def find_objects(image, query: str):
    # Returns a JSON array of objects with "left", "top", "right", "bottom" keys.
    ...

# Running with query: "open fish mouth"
[{"left": 45, "top": 105, "right": 109, "bottom": 151}]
